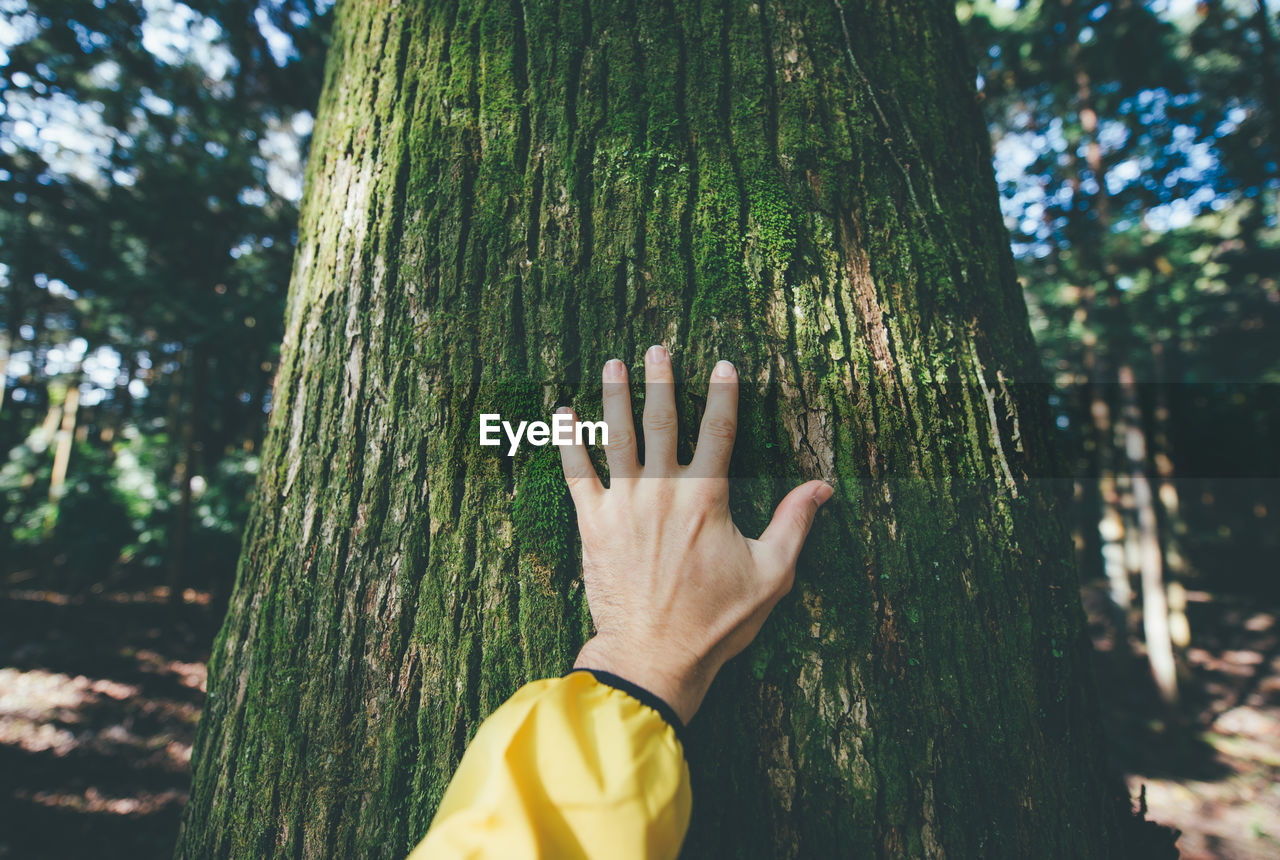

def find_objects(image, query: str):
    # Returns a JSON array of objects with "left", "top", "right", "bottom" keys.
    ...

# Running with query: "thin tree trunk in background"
[
  {"left": 1254, "top": 0, "right": 1280, "bottom": 216},
  {"left": 35, "top": 396, "right": 61, "bottom": 454},
  {"left": 1064, "top": 5, "right": 1171, "bottom": 669},
  {"left": 1088, "top": 331, "right": 1131, "bottom": 629},
  {"left": 1150, "top": 341, "right": 1190, "bottom": 650},
  {"left": 3, "top": 199, "right": 28, "bottom": 418},
  {"left": 1229, "top": 1, "right": 1280, "bottom": 246},
  {"left": 1067, "top": 34, "right": 1131, "bottom": 632},
  {"left": 167, "top": 414, "right": 196, "bottom": 604},
  {"left": 45, "top": 376, "right": 81, "bottom": 536},
  {"left": 48, "top": 381, "right": 80, "bottom": 499},
  {"left": 99, "top": 352, "right": 133, "bottom": 445},
  {"left": 179, "top": 2, "right": 1133, "bottom": 856},
  {"left": 168, "top": 350, "right": 202, "bottom": 605},
  {"left": 116, "top": 351, "right": 138, "bottom": 426},
  {"left": 0, "top": 328, "right": 11, "bottom": 416},
  {"left": 1119, "top": 365, "right": 1177, "bottom": 704},
  {"left": 1069, "top": 15, "right": 1172, "bottom": 692}
]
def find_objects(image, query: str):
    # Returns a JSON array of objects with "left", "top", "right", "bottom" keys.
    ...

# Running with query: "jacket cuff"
[{"left": 568, "top": 668, "right": 688, "bottom": 748}]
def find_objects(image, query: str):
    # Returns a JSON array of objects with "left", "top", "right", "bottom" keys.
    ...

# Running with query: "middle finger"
[{"left": 642, "top": 344, "right": 678, "bottom": 475}]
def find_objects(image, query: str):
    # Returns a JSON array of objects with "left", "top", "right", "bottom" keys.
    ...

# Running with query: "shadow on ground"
[
  {"left": 0, "top": 580, "right": 216, "bottom": 860},
  {"left": 1083, "top": 583, "right": 1280, "bottom": 860}
]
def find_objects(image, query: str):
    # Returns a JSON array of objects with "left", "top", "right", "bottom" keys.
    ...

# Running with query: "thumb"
[{"left": 757, "top": 479, "right": 834, "bottom": 567}]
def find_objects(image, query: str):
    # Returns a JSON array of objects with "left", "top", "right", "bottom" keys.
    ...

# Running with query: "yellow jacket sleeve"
[{"left": 407, "top": 669, "right": 692, "bottom": 860}]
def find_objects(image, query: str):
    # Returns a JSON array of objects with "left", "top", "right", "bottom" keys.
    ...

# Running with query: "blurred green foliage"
[{"left": 1, "top": 0, "right": 330, "bottom": 595}]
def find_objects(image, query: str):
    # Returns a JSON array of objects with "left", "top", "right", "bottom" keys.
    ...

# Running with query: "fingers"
[
  {"left": 642, "top": 345, "right": 678, "bottom": 474},
  {"left": 602, "top": 358, "right": 640, "bottom": 481},
  {"left": 689, "top": 360, "right": 738, "bottom": 478},
  {"left": 757, "top": 480, "right": 834, "bottom": 571},
  {"left": 556, "top": 406, "right": 603, "bottom": 505}
]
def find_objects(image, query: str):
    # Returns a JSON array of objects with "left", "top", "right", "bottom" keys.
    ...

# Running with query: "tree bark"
[{"left": 179, "top": 2, "right": 1130, "bottom": 857}]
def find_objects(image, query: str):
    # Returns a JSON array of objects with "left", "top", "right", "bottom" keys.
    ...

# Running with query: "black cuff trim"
[{"left": 569, "top": 668, "right": 688, "bottom": 748}]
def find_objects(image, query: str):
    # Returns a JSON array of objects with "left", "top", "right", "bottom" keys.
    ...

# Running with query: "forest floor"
[
  {"left": 1083, "top": 583, "right": 1280, "bottom": 859},
  {"left": 0, "top": 574, "right": 216, "bottom": 860},
  {"left": 0, "top": 572, "right": 1277, "bottom": 859}
]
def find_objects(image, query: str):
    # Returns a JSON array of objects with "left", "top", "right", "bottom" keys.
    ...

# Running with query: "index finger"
[
  {"left": 556, "top": 406, "right": 603, "bottom": 506},
  {"left": 689, "top": 360, "right": 738, "bottom": 478}
]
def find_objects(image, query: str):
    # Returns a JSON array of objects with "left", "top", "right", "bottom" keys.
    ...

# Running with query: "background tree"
[
  {"left": 960, "top": 0, "right": 1280, "bottom": 707},
  {"left": 0, "top": 0, "right": 330, "bottom": 593},
  {"left": 177, "top": 1, "right": 1163, "bottom": 857}
]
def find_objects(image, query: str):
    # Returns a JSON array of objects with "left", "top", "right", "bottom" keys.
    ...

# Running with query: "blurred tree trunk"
[
  {"left": 1253, "top": 0, "right": 1280, "bottom": 192},
  {"left": 0, "top": 329, "right": 10, "bottom": 416},
  {"left": 1, "top": 201, "right": 27, "bottom": 418},
  {"left": 178, "top": 2, "right": 1138, "bottom": 857},
  {"left": 1084, "top": 312, "right": 1131, "bottom": 628},
  {"left": 44, "top": 373, "right": 81, "bottom": 536},
  {"left": 1067, "top": 36, "right": 1131, "bottom": 632},
  {"left": 1150, "top": 341, "right": 1190, "bottom": 652},
  {"left": 99, "top": 352, "right": 138, "bottom": 444},
  {"left": 168, "top": 348, "right": 203, "bottom": 605},
  {"left": 1118, "top": 365, "right": 1177, "bottom": 703},
  {"left": 1074, "top": 0, "right": 1179, "bottom": 701},
  {"left": 1059, "top": 5, "right": 1175, "bottom": 697},
  {"left": 36, "top": 392, "right": 62, "bottom": 450}
]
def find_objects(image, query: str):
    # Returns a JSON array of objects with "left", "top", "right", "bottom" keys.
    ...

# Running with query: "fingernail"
[
  {"left": 713, "top": 360, "right": 735, "bottom": 378},
  {"left": 813, "top": 482, "right": 834, "bottom": 504},
  {"left": 646, "top": 344, "right": 667, "bottom": 363},
  {"left": 604, "top": 359, "right": 625, "bottom": 381}
]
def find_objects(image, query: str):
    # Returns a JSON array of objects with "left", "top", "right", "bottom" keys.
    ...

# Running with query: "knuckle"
[
  {"left": 643, "top": 410, "right": 677, "bottom": 432},
  {"left": 639, "top": 474, "right": 675, "bottom": 503},
  {"left": 607, "top": 426, "right": 635, "bottom": 450},
  {"left": 674, "top": 497, "right": 707, "bottom": 526},
  {"left": 690, "top": 477, "right": 728, "bottom": 501},
  {"left": 563, "top": 471, "right": 591, "bottom": 490},
  {"left": 702, "top": 415, "right": 736, "bottom": 441}
]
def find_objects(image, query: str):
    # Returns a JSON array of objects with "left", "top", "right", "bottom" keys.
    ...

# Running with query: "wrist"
[{"left": 573, "top": 635, "right": 715, "bottom": 725}]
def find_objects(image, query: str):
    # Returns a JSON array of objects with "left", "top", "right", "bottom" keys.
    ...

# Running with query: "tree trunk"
[
  {"left": 169, "top": 348, "right": 204, "bottom": 605},
  {"left": 44, "top": 374, "right": 81, "bottom": 537},
  {"left": 0, "top": 327, "right": 11, "bottom": 416},
  {"left": 1150, "top": 341, "right": 1190, "bottom": 651},
  {"left": 1060, "top": 18, "right": 1131, "bottom": 635},
  {"left": 1118, "top": 365, "right": 1177, "bottom": 704},
  {"left": 179, "top": 2, "right": 1132, "bottom": 857}
]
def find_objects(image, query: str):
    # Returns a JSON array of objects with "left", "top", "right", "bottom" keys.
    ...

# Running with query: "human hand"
[{"left": 557, "top": 345, "right": 833, "bottom": 724}]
